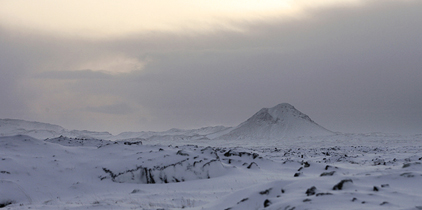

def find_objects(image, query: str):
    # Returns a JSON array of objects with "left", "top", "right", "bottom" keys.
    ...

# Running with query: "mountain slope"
[{"left": 217, "top": 103, "right": 333, "bottom": 140}]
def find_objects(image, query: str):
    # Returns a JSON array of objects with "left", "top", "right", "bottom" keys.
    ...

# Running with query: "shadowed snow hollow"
[{"left": 218, "top": 103, "right": 333, "bottom": 140}]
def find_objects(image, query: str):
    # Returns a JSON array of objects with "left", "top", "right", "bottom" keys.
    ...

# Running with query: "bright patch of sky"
[{"left": 0, "top": 0, "right": 361, "bottom": 38}]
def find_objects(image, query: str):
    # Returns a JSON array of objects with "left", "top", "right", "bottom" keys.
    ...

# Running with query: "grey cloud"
[
  {"left": 1, "top": 0, "right": 421, "bottom": 134},
  {"left": 36, "top": 69, "right": 113, "bottom": 80},
  {"left": 116, "top": 0, "right": 422, "bottom": 133},
  {"left": 85, "top": 103, "right": 134, "bottom": 115},
  {"left": 0, "top": 27, "right": 36, "bottom": 118}
]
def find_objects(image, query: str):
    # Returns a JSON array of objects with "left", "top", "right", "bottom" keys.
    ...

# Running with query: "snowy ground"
[{"left": 1, "top": 134, "right": 422, "bottom": 209}]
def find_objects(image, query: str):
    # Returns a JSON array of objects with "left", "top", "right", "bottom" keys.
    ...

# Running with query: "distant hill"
[
  {"left": 0, "top": 118, "right": 112, "bottom": 140},
  {"left": 113, "top": 126, "right": 233, "bottom": 141},
  {"left": 217, "top": 103, "right": 333, "bottom": 140}
]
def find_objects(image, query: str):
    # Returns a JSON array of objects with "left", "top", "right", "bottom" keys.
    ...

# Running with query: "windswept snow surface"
[{"left": 1, "top": 133, "right": 422, "bottom": 209}]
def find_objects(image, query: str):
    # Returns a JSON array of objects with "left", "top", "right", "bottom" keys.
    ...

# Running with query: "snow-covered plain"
[
  {"left": 1, "top": 134, "right": 422, "bottom": 210},
  {"left": 1, "top": 104, "right": 422, "bottom": 209}
]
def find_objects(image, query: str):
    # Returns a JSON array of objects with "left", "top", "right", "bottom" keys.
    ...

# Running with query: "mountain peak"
[
  {"left": 253, "top": 103, "right": 312, "bottom": 124},
  {"left": 272, "top": 103, "right": 294, "bottom": 109},
  {"left": 268, "top": 103, "right": 296, "bottom": 115}
]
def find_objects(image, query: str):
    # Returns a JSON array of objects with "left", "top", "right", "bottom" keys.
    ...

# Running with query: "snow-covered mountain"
[
  {"left": 218, "top": 103, "right": 333, "bottom": 140},
  {"left": 0, "top": 119, "right": 113, "bottom": 140}
]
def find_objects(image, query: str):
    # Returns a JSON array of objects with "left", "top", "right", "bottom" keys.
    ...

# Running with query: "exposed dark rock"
[
  {"left": 332, "top": 179, "right": 353, "bottom": 190},
  {"left": 325, "top": 165, "right": 338, "bottom": 170},
  {"left": 176, "top": 150, "right": 189, "bottom": 156},
  {"left": 320, "top": 171, "right": 335, "bottom": 176},
  {"left": 284, "top": 205, "right": 296, "bottom": 210},
  {"left": 381, "top": 184, "right": 389, "bottom": 188},
  {"left": 237, "top": 198, "right": 249, "bottom": 204},
  {"left": 0, "top": 200, "right": 14, "bottom": 208},
  {"left": 316, "top": 192, "right": 333, "bottom": 196},
  {"left": 303, "top": 198, "right": 312, "bottom": 202},
  {"left": 247, "top": 162, "right": 259, "bottom": 169},
  {"left": 373, "top": 186, "right": 379, "bottom": 191},
  {"left": 281, "top": 189, "right": 285, "bottom": 193},
  {"left": 102, "top": 151, "right": 225, "bottom": 184},
  {"left": 123, "top": 141, "right": 142, "bottom": 145},
  {"left": 130, "top": 189, "right": 141, "bottom": 194},
  {"left": 0, "top": 171, "right": 10, "bottom": 174},
  {"left": 400, "top": 172, "right": 415, "bottom": 177},
  {"left": 306, "top": 186, "right": 317, "bottom": 196},
  {"left": 102, "top": 167, "right": 117, "bottom": 179},
  {"left": 351, "top": 197, "right": 357, "bottom": 202},
  {"left": 144, "top": 168, "right": 156, "bottom": 184},
  {"left": 263, "top": 199, "right": 272, "bottom": 207},
  {"left": 223, "top": 150, "right": 259, "bottom": 161},
  {"left": 403, "top": 162, "right": 421, "bottom": 168},
  {"left": 294, "top": 172, "right": 302, "bottom": 177},
  {"left": 297, "top": 167, "right": 303, "bottom": 171},
  {"left": 303, "top": 162, "right": 310, "bottom": 168},
  {"left": 259, "top": 188, "right": 272, "bottom": 195},
  {"left": 224, "top": 150, "right": 232, "bottom": 157},
  {"left": 380, "top": 201, "right": 389, "bottom": 205}
]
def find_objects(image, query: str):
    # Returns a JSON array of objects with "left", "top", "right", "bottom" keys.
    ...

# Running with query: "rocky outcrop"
[{"left": 100, "top": 146, "right": 227, "bottom": 184}]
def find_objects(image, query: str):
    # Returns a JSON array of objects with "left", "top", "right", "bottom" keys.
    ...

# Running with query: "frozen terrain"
[{"left": 1, "top": 104, "right": 422, "bottom": 209}]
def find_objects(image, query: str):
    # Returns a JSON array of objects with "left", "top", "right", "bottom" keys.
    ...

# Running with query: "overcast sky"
[{"left": 1, "top": 0, "right": 421, "bottom": 135}]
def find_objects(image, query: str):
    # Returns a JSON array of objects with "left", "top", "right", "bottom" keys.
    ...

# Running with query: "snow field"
[{"left": 1, "top": 134, "right": 422, "bottom": 209}]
